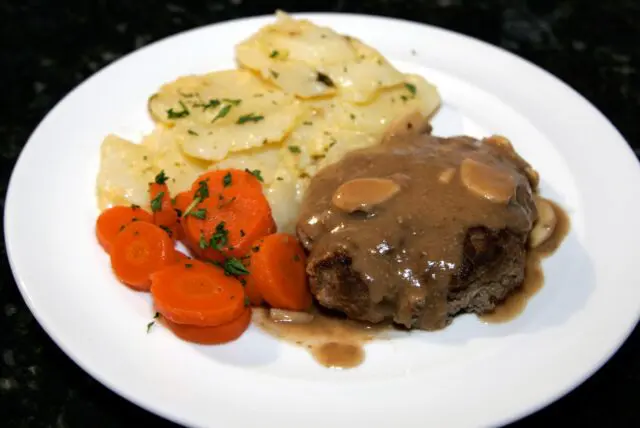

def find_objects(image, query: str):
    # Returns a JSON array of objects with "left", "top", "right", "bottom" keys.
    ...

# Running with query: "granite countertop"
[{"left": 1, "top": 0, "right": 638, "bottom": 426}]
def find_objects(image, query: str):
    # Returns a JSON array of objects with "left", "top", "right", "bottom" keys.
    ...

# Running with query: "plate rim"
[{"left": 5, "top": 12, "right": 640, "bottom": 428}]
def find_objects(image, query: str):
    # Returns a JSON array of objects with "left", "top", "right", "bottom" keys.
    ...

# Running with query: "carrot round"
[
  {"left": 183, "top": 169, "right": 275, "bottom": 259},
  {"left": 247, "top": 234, "right": 311, "bottom": 311},
  {"left": 96, "top": 205, "right": 153, "bottom": 253},
  {"left": 110, "top": 221, "right": 176, "bottom": 291},
  {"left": 163, "top": 307, "right": 252, "bottom": 345},
  {"left": 151, "top": 260, "right": 246, "bottom": 326}
]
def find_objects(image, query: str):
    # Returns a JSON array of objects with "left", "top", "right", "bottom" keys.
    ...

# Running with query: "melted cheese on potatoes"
[{"left": 96, "top": 12, "right": 441, "bottom": 233}]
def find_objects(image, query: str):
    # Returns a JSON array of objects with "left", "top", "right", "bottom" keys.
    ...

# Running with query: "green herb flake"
[
  {"left": 269, "top": 69, "right": 280, "bottom": 79},
  {"left": 188, "top": 208, "right": 207, "bottom": 220},
  {"left": 350, "top": 113, "right": 356, "bottom": 120},
  {"left": 199, "top": 233, "right": 208, "bottom": 249},
  {"left": 244, "top": 296, "right": 251, "bottom": 307},
  {"left": 187, "top": 129, "right": 199, "bottom": 136},
  {"left": 302, "top": 121, "right": 313, "bottom": 126},
  {"left": 269, "top": 50, "right": 279, "bottom": 58},
  {"left": 276, "top": 176, "right": 284, "bottom": 181},
  {"left": 224, "top": 257, "right": 250, "bottom": 276},
  {"left": 245, "top": 169, "right": 264, "bottom": 182},
  {"left": 150, "top": 191, "right": 165, "bottom": 212},
  {"left": 316, "top": 72, "right": 334, "bottom": 87},
  {"left": 223, "top": 172, "right": 232, "bottom": 187},
  {"left": 202, "top": 99, "right": 221, "bottom": 110},
  {"left": 404, "top": 82, "right": 417, "bottom": 96},
  {"left": 293, "top": 254, "right": 301, "bottom": 262},
  {"left": 251, "top": 245, "right": 260, "bottom": 253},
  {"left": 154, "top": 170, "right": 168, "bottom": 185},
  {"left": 237, "top": 113, "right": 265, "bottom": 124},
  {"left": 210, "top": 222, "right": 229, "bottom": 251},
  {"left": 211, "top": 104, "right": 232, "bottom": 123},
  {"left": 195, "top": 180, "right": 209, "bottom": 200},
  {"left": 185, "top": 263, "right": 193, "bottom": 268},
  {"left": 166, "top": 101, "right": 190, "bottom": 119},
  {"left": 288, "top": 145, "right": 301, "bottom": 154},
  {"left": 146, "top": 312, "right": 160, "bottom": 333},
  {"left": 119, "top": 225, "right": 126, "bottom": 232},
  {"left": 131, "top": 204, "right": 141, "bottom": 210},
  {"left": 240, "top": 229, "right": 246, "bottom": 237},
  {"left": 222, "top": 98, "right": 242, "bottom": 106}
]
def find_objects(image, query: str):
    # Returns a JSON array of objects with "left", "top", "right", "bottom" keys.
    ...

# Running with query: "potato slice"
[
  {"left": 141, "top": 126, "right": 210, "bottom": 195},
  {"left": 148, "top": 69, "right": 301, "bottom": 161},
  {"left": 96, "top": 135, "right": 157, "bottom": 210},
  {"left": 210, "top": 144, "right": 282, "bottom": 185}
]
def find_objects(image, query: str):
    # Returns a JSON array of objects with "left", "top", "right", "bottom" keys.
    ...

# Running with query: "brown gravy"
[
  {"left": 481, "top": 199, "right": 570, "bottom": 323},
  {"left": 253, "top": 307, "right": 385, "bottom": 369}
]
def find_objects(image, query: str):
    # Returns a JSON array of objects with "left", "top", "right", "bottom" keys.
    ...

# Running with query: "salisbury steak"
[{"left": 297, "top": 133, "right": 538, "bottom": 330}]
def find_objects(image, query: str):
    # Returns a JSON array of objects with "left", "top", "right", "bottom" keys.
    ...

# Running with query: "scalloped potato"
[{"left": 96, "top": 12, "right": 441, "bottom": 233}]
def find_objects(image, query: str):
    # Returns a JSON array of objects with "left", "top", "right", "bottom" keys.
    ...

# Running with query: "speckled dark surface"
[{"left": 1, "top": 1, "right": 638, "bottom": 426}]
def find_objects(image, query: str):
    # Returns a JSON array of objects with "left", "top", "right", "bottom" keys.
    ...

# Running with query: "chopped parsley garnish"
[
  {"left": 244, "top": 296, "right": 251, "bottom": 307},
  {"left": 131, "top": 204, "right": 141, "bottom": 210},
  {"left": 400, "top": 95, "right": 409, "bottom": 102},
  {"left": 302, "top": 121, "right": 313, "bottom": 126},
  {"left": 223, "top": 172, "right": 232, "bottom": 187},
  {"left": 245, "top": 169, "right": 264, "bottom": 182},
  {"left": 183, "top": 180, "right": 209, "bottom": 217},
  {"left": 199, "top": 233, "right": 208, "bottom": 249},
  {"left": 316, "top": 72, "right": 334, "bottom": 87},
  {"left": 154, "top": 170, "right": 168, "bottom": 185},
  {"left": 222, "top": 98, "right": 242, "bottom": 106},
  {"left": 224, "top": 257, "right": 250, "bottom": 276},
  {"left": 194, "top": 180, "right": 209, "bottom": 200},
  {"left": 212, "top": 104, "right": 232, "bottom": 122},
  {"left": 350, "top": 113, "right": 356, "bottom": 120},
  {"left": 166, "top": 101, "right": 190, "bottom": 119},
  {"left": 276, "top": 176, "right": 284, "bottom": 181},
  {"left": 146, "top": 312, "right": 160, "bottom": 333},
  {"left": 188, "top": 208, "right": 207, "bottom": 219},
  {"left": 293, "top": 254, "right": 301, "bottom": 262},
  {"left": 269, "top": 69, "right": 280, "bottom": 79},
  {"left": 269, "top": 50, "right": 279, "bottom": 58},
  {"left": 119, "top": 225, "right": 126, "bottom": 232},
  {"left": 236, "top": 113, "right": 264, "bottom": 124},
  {"left": 210, "top": 222, "right": 229, "bottom": 250},
  {"left": 240, "top": 229, "right": 246, "bottom": 237},
  {"left": 202, "top": 99, "right": 221, "bottom": 110},
  {"left": 404, "top": 82, "right": 417, "bottom": 96},
  {"left": 288, "top": 145, "right": 301, "bottom": 154},
  {"left": 187, "top": 129, "right": 199, "bottom": 136},
  {"left": 150, "top": 191, "right": 165, "bottom": 212},
  {"left": 185, "top": 263, "right": 193, "bottom": 268},
  {"left": 251, "top": 245, "right": 260, "bottom": 253}
]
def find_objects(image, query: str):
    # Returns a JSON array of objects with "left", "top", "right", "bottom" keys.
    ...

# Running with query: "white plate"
[{"left": 6, "top": 13, "right": 640, "bottom": 428}]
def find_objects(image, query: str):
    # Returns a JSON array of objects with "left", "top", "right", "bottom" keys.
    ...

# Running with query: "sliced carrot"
[
  {"left": 96, "top": 205, "right": 153, "bottom": 253},
  {"left": 150, "top": 260, "right": 246, "bottom": 326},
  {"left": 110, "top": 221, "right": 176, "bottom": 291},
  {"left": 163, "top": 307, "right": 252, "bottom": 345},
  {"left": 183, "top": 169, "right": 274, "bottom": 259},
  {"left": 247, "top": 233, "right": 311, "bottom": 311}
]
